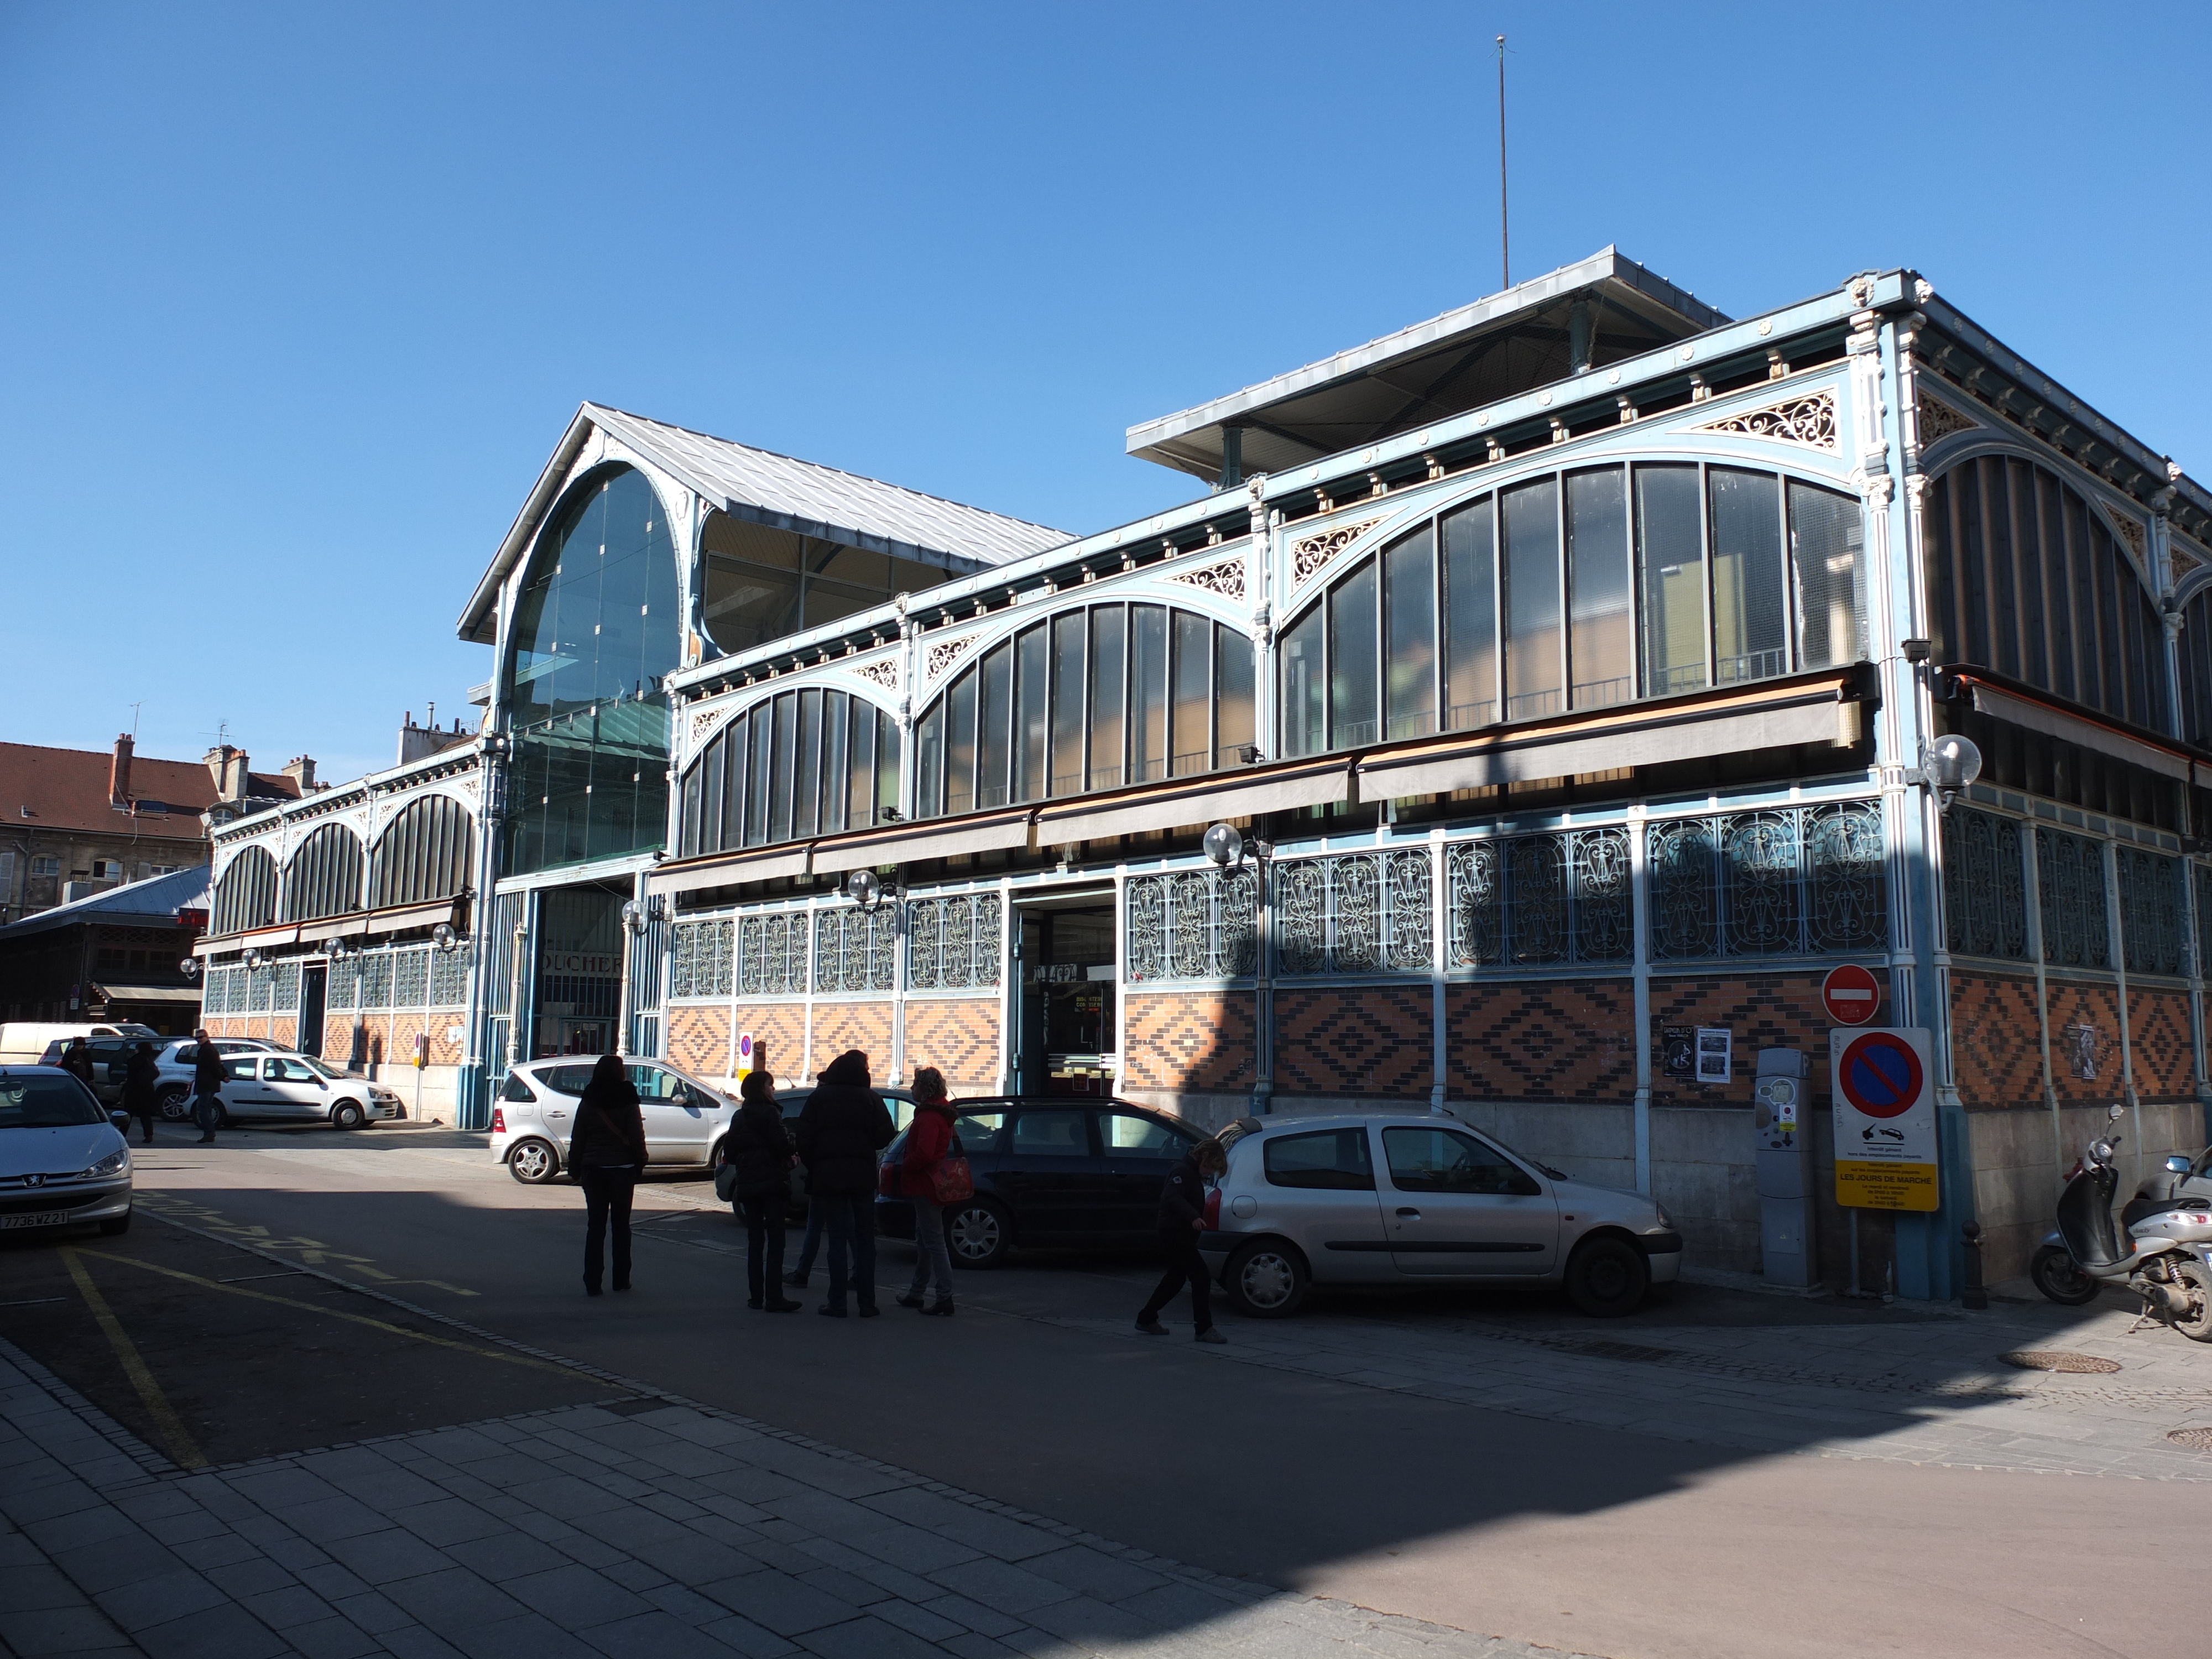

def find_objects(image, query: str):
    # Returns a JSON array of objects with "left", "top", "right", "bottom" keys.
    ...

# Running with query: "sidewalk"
[{"left": 0, "top": 1336, "right": 1595, "bottom": 1659}]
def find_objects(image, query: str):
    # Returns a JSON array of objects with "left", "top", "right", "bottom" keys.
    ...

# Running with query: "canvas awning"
[
  {"left": 1961, "top": 676, "right": 2191, "bottom": 783},
  {"left": 1030, "top": 759, "right": 1352, "bottom": 847}
]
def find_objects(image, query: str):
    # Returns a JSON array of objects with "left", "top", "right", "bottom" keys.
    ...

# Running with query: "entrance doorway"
[
  {"left": 298, "top": 964, "right": 327, "bottom": 1059},
  {"left": 533, "top": 886, "right": 625, "bottom": 1060},
  {"left": 1013, "top": 895, "right": 1115, "bottom": 1097}
]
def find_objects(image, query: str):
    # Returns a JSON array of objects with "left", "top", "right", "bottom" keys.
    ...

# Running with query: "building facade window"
[
  {"left": 737, "top": 911, "right": 808, "bottom": 997},
  {"left": 1125, "top": 867, "right": 1259, "bottom": 983},
  {"left": 1282, "top": 463, "right": 1863, "bottom": 759},
  {"left": 1645, "top": 801, "right": 1885, "bottom": 960},
  {"left": 281, "top": 824, "right": 363, "bottom": 923},
  {"left": 2036, "top": 826, "right": 2110, "bottom": 969},
  {"left": 1273, "top": 851, "right": 1434, "bottom": 977},
  {"left": 369, "top": 795, "right": 474, "bottom": 910},
  {"left": 503, "top": 467, "right": 681, "bottom": 875},
  {"left": 2117, "top": 846, "right": 2184, "bottom": 976},
  {"left": 668, "top": 919, "right": 736, "bottom": 1000},
  {"left": 812, "top": 908, "right": 897, "bottom": 994},
  {"left": 1942, "top": 805, "right": 2028, "bottom": 961},
  {"left": 679, "top": 691, "right": 900, "bottom": 857},
  {"left": 1448, "top": 827, "right": 1632, "bottom": 968},
  {"left": 906, "top": 893, "right": 1001, "bottom": 990},
  {"left": 916, "top": 603, "right": 1253, "bottom": 818},
  {"left": 699, "top": 511, "right": 954, "bottom": 656},
  {"left": 212, "top": 846, "right": 278, "bottom": 935}
]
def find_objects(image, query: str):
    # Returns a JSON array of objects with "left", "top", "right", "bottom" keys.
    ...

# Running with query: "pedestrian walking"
[
  {"left": 722, "top": 1070, "right": 801, "bottom": 1312},
  {"left": 893, "top": 1067, "right": 959, "bottom": 1316},
  {"left": 1136, "top": 1138, "right": 1228, "bottom": 1343},
  {"left": 571, "top": 1054, "right": 646, "bottom": 1297},
  {"left": 189, "top": 1029, "right": 227, "bottom": 1143},
  {"left": 59, "top": 1036, "right": 96, "bottom": 1088},
  {"left": 121, "top": 1041, "right": 160, "bottom": 1145},
  {"left": 792, "top": 1050, "right": 894, "bottom": 1319}
]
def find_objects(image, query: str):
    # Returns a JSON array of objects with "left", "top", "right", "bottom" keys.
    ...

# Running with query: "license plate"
[{"left": 1, "top": 1209, "right": 76, "bottom": 1229}]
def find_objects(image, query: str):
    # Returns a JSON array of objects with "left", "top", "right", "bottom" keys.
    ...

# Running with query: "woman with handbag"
[
  {"left": 571, "top": 1055, "right": 646, "bottom": 1296},
  {"left": 893, "top": 1067, "right": 963, "bottom": 1316},
  {"left": 720, "top": 1071, "right": 801, "bottom": 1312}
]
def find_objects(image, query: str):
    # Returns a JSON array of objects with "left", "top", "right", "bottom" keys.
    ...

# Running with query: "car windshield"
[
  {"left": 301, "top": 1057, "right": 349, "bottom": 1081},
  {"left": 0, "top": 1076, "right": 104, "bottom": 1128},
  {"left": 1438, "top": 1117, "right": 1564, "bottom": 1181}
]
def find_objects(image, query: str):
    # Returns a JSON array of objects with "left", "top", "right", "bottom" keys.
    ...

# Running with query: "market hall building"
[{"left": 195, "top": 249, "right": 2212, "bottom": 1297}]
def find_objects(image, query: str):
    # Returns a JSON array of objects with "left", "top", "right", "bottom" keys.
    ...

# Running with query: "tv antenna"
[{"left": 1496, "top": 34, "right": 1510, "bottom": 290}]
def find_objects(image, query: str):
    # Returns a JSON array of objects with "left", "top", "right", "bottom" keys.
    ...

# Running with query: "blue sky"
[{"left": 2, "top": 1, "right": 2205, "bottom": 784}]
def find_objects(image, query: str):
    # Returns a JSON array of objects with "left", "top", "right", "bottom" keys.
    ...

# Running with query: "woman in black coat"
[
  {"left": 720, "top": 1071, "right": 800, "bottom": 1312},
  {"left": 121, "top": 1042, "right": 160, "bottom": 1145},
  {"left": 571, "top": 1055, "right": 647, "bottom": 1296},
  {"left": 794, "top": 1050, "right": 895, "bottom": 1318}
]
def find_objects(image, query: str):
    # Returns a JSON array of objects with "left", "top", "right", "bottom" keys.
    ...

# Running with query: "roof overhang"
[{"left": 1126, "top": 248, "right": 1730, "bottom": 483}]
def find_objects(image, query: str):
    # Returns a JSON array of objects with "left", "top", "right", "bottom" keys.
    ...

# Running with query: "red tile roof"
[{"left": 0, "top": 742, "right": 301, "bottom": 845}]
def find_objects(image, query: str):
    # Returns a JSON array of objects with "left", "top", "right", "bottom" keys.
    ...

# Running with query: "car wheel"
[
  {"left": 508, "top": 1139, "right": 560, "bottom": 1184},
  {"left": 155, "top": 1088, "right": 191, "bottom": 1122},
  {"left": 946, "top": 1199, "right": 1010, "bottom": 1269},
  {"left": 331, "top": 1100, "right": 366, "bottom": 1131},
  {"left": 1225, "top": 1240, "right": 1308, "bottom": 1318},
  {"left": 1563, "top": 1235, "right": 1650, "bottom": 1318},
  {"left": 2030, "top": 1243, "right": 2100, "bottom": 1306},
  {"left": 98, "top": 1209, "right": 132, "bottom": 1237}
]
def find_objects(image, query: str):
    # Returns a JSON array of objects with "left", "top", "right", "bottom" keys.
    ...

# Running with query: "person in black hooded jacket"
[
  {"left": 794, "top": 1050, "right": 894, "bottom": 1318},
  {"left": 721, "top": 1070, "right": 801, "bottom": 1312},
  {"left": 572, "top": 1055, "right": 646, "bottom": 1296}
]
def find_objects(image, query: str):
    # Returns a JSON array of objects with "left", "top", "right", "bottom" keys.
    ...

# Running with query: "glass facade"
[
  {"left": 504, "top": 467, "right": 681, "bottom": 874},
  {"left": 698, "top": 510, "right": 952, "bottom": 655}
]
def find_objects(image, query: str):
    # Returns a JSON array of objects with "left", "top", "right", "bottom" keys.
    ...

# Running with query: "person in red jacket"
[{"left": 893, "top": 1067, "right": 958, "bottom": 1316}]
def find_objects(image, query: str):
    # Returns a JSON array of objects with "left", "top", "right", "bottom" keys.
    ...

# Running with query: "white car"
[
  {"left": 492, "top": 1056, "right": 737, "bottom": 1183},
  {"left": 205, "top": 1051, "right": 404, "bottom": 1130},
  {"left": 1201, "top": 1110, "right": 1683, "bottom": 1319},
  {"left": 151, "top": 1037, "right": 276, "bottom": 1120},
  {"left": 0, "top": 1066, "right": 133, "bottom": 1237}
]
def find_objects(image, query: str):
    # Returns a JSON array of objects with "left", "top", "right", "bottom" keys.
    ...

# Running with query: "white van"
[{"left": 0, "top": 1022, "right": 160, "bottom": 1066}]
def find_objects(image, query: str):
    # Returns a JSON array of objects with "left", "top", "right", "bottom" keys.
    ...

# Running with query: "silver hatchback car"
[
  {"left": 492, "top": 1056, "right": 737, "bottom": 1183},
  {"left": 1201, "top": 1111, "right": 1682, "bottom": 1319}
]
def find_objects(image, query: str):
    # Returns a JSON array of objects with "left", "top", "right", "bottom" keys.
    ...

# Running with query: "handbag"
[
  {"left": 930, "top": 1154, "right": 974, "bottom": 1206},
  {"left": 714, "top": 1160, "right": 740, "bottom": 1202}
]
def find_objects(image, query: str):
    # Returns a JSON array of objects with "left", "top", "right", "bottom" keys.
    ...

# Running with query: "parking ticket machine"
[{"left": 1753, "top": 1047, "right": 1816, "bottom": 1287}]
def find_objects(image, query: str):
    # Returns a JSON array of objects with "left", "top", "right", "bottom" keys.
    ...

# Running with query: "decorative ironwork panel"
[
  {"left": 246, "top": 966, "right": 272, "bottom": 1013},
  {"left": 392, "top": 949, "right": 429, "bottom": 1009},
  {"left": 430, "top": 943, "right": 472, "bottom": 1008},
  {"left": 1274, "top": 860, "right": 1327, "bottom": 975},
  {"left": 1386, "top": 851, "right": 1433, "bottom": 971},
  {"left": 810, "top": 910, "right": 891, "bottom": 994},
  {"left": 1330, "top": 855, "right": 1382, "bottom": 973},
  {"left": 362, "top": 951, "right": 394, "bottom": 1009},
  {"left": 941, "top": 899, "right": 973, "bottom": 988},
  {"left": 738, "top": 915, "right": 765, "bottom": 995},
  {"left": 1808, "top": 801, "right": 1888, "bottom": 952},
  {"left": 1447, "top": 842, "right": 1501, "bottom": 966},
  {"left": 1572, "top": 828, "right": 1632, "bottom": 962},
  {"left": 669, "top": 922, "right": 701, "bottom": 999},
  {"left": 1722, "top": 812, "right": 1802, "bottom": 956},
  {"left": 865, "top": 911, "right": 895, "bottom": 990},
  {"left": 907, "top": 901, "right": 942, "bottom": 990},
  {"left": 1942, "top": 806, "right": 2026, "bottom": 960},
  {"left": 2037, "top": 827, "right": 2110, "bottom": 969},
  {"left": 2197, "top": 864, "right": 2212, "bottom": 979},
  {"left": 324, "top": 961, "right": 357, "bottom": 1013},
  {"left": 1170, "top": 872, "right": 1212, "bottom": 979},
  {"left": 905, "top": 894, "right": 1000, "bottom": 990},
  {"left": 1505, "top": 836, "right": 1568, "bottom": 964},
  {"left": 1125, "top": 877, "right": 1165, "bottom": 983},
  {"left": 2119, "top": 847, "right": 2184, "bottom": 975},
  {"left": 972, "top": 895, "right": 1001, "bottom": 987},
  {"left": 1647, "top": 819, "right": 1719, "bottom": 960}
]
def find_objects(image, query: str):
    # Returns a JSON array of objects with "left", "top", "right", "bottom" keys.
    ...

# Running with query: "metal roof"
[
  {"left": 0, "top": 866, "right": 211, "bottom": 942},
  {"left": 460, "top": 405, "right": 1074, "bottom": 643},
  {"left": 1125, "top": 247, "right": 1730, "bottom": 484}
]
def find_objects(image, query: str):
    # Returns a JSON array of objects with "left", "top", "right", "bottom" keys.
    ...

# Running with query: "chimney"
[
  {"left": 283, "top": 755, "right": 316, "bottom": 793},
  {"left": 204, "top": 744, "right": 251, "bottom": 801},
  {"left": 109, "top": 734, "right": 134, "bottom": 808}
]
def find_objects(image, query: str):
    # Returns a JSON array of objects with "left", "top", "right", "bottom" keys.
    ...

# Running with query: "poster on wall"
[
  {"left": 1694, "top": 1027, "right": 1733, "bottom": 1084},
  {"left": 1661, "top": 1026, "right": 1695, "bottom": 1079}
]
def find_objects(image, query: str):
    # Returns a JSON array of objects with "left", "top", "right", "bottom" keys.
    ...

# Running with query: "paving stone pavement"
[{"left": 0, "top": 1336, "right": 1601, "bottom": 1659}]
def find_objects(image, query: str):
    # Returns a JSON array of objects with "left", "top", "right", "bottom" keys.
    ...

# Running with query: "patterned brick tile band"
[
  {"left": 904, "top": 998, "right": 1001, "bottom": 1092},
  {"left": 1446, "top": 980, "right": 1636, "bottom": 1101},
  {"left": 1124, "top": 991, "right": 1257, "bottom": 1092}
]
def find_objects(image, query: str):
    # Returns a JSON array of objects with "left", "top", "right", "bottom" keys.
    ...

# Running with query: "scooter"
[{"left": 2031, "top": 1113, "right": 2212, "bottom": 1341}]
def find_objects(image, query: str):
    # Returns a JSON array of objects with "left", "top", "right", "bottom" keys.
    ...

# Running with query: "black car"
[{"left": 873, "top": 1096, "right": 1206, "bottom": 1268}]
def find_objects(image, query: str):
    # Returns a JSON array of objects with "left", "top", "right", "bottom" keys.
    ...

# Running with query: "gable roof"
[
  {"left": 460, "top": 404, "right": 1075, "bottom": 644},
  {"left": 0, "top": 865, "right": 212, "bottom": 942},
  {"left": 0, "top": 742, "right": 299, "bottom": 845}
]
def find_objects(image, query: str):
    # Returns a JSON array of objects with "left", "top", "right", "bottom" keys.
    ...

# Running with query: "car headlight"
[
  {"left": 1653, "top": 1204, "right": 1673, "bottom": 1229},
  {"left": 84, "top": 1149, "right": 130, "bottom": 1178}
]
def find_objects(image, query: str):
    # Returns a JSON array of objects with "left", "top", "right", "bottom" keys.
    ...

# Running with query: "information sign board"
[{"left": 1830, "top": 1026, "right": 1938, "bottom": 1211}]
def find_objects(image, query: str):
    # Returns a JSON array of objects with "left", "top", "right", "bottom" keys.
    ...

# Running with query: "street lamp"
[
  {"left": 1202, "top": 823, "right": 1244, "bottom": 868},
  {"left": 847, "top": 869, "right": 902, "bottom": 913},
  {"left": 432, "top": 922, "right": 457, "bottom": 952},
  {"left": 1915, "top": 733, "right": 1983, "bottom": 812},
  {"left": 242, "top": 947, "right": 262, "bottom": 971},
  {"left": 178, "top": 957, "right": 200, "bottom": 980}
]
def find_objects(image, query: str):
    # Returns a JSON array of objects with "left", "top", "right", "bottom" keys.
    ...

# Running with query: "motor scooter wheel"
[
  {"left": 2173, "top": 1260, "right": 2212, "bottom": 1342},
  {"left": 2030, "top": 1243, "right": 2099, "bottom": 1306}
]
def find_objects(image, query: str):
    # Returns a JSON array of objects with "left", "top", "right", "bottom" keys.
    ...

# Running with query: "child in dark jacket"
[{"left": 722, "top": 1072, "right": 801, "bottom": 1311}]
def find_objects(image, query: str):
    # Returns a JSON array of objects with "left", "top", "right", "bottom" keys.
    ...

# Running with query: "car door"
[
  {"left": 1254, "top": 1126, "right": 1390, "bottom": 1281},
  {"left": 259, "top": 1057, "right": 330, "bottom": 1120},
  {"left": 630, "top": 1065, "right": 707, "bottom": 1164},
  {"left": 1379, "top": 1124, "right": 1559, "bottom": 1276},
  {"left": 537, "top": 1064, "right": 592, "bottom": 1151},
  {"left": 1097, "top": 1109, "right": 1197, "bottom": 1239},
  {"left": 999, "top": 1107, "right": 1106, "bottom": 1240},
  {"left": 221, "top": 1055, "right": 271, "bottom": 1117}
]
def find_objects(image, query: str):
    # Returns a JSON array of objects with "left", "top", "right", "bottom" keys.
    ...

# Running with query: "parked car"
[
  {"left": 492, "top": 1056, "right": 737, "bottom": 1183},
  {"left": 1199, "top": 1111, "right": 1682, "bottom": 1320},
  {"left": 776, "top": 1083, "right": 919, "bottom": 1220},
  {"left": 150, "top": 1038, "right": 276, "bottom": 1119},
  {"left": 873, "top": 1096, "right": 1207, "bottom": 1269},
  {"left": 0, "top": 1066, "right": 133, "bottom": 1237},
  {"left": 197, "top": 1051, "right": 404, "bottom": 1130},
  {"left": 0, "top": 1022, "right": 158, "bottom": 1066}
]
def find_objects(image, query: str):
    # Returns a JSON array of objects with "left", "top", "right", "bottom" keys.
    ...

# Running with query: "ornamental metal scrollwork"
[
  {"left": 1386, "top": 850, "right": 1432, "bottom": 972},
  {"left": 2103, "top": 505, "right": 2148, "bottom": 564},
  {"left": 1647, "top": 820, "right": 1719, "bottom": 960},
  {"left": 1275, "top": 859, "right": 1327, "bottom": 975},
  {"left": 1161, "top": 556, "right": 1248, "bottom": 602},
  {"left": 905, "top": 893, "right": 1000, "bottom": 990},
  {"left": 1693, "top": 388, "right": 1839, "bottom": 451},
  {"left": 1269, "top": 850, "right": 1430, "bottom": 977},
  {"left": 1572, "top": 828, "right": 1632, "bottom": 962},
  {"left": 1290, "top": 517, "right": 1384, "bottom": 587},
  {"left": 1170, "top": 871, "right": 1212, "bottom": 978},
  {"left": 853, "top": 658, "right": 900, "bottom": 691},
  {"left": 1506, "top": 836, "right": 1568, "bottom": 964},
  {"left": 1125, "top": 877, "right": 1165, "bottom": 983},
  {"left": 1331, "top": 855, "right": 1381, "bottom": 973},
  {"left": 925, "top": 632, "right": 982, "bottom": 684},
  {"left": 688, "top": 704, "right": 735, "bottom": 745},
  {"left": 2036, "top": 826, "right": 2109, "bottom": 969},
  {"left": 1942, "top": 806, "right": 2026, "bottom": 961},
  {"left": 2118, "top": 847, "right": 2183, "bottom": 976},
  {"left": 1447, "top": 842, "right": 1501, "bottom": 966},
  {"left": 1723, "top": 812, "right": 1802, "bottom": 956},
  {"left": 907, "top": 901, "right": 942, "bottom": 990},
  {"left": 1218, "top": 867, "right": 1259, "bottom": 976},
  {"left": 1808, "top": 801, "right": 1888, "bottom": 953},
  {"left": 1915, "top": 390, "right": 1979, "bottom": 447},
  {"left": 2197, "top": 865, "right": 2212, "bottom": 979}
]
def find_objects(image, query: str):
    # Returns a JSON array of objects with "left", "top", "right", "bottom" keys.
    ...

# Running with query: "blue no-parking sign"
[{"left": 1830, "top": 1026, "right": 1938, "bottom": 1212}]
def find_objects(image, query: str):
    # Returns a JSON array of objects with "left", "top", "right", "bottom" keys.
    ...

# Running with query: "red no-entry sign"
[
  {"left": 1837, "top": 1030, "right": 1924, "bottom": 1119},
  {"left": 1821, "top": 964, "right": 1882, "bottom": 1026}
]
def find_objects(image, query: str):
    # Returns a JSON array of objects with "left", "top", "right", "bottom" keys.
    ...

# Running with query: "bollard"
[{"left": 1960, "top": 1220, "right": 1989, "bottom": 1310}]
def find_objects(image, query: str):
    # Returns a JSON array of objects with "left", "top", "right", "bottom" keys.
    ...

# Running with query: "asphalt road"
[{"left": 5, "top": 1123, "right": 2189, "bottom": 1659}]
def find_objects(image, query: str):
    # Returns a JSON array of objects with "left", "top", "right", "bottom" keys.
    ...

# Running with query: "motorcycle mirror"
[{"left": 2108, "top": 1102, "right": 2125, "bottom": 1121}]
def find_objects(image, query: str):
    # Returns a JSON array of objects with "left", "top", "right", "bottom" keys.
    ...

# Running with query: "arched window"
[
  {"left": 678, "top": 691, "right": 901, "bottom": 855},
  {"left": 282, "top": 825, "right": 363, "bottom": 922},
  {"left": 369, "top": 795, "right": 474, "bottom": 909},
  {"left": 502, "top": 467, "right": 681, "bottom": 874},
  {"left": 1926, "top": 455, "right": 2165, "bottom": 731},
  {"left": 1280, "top": 461, "right": 1863, "bottom": 758},
  {"left": 212, "top": 846, "right": 278, "bottom": 935},
  {"left": 914, "top": 604, "right": 1253, "bottom": 818}
]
